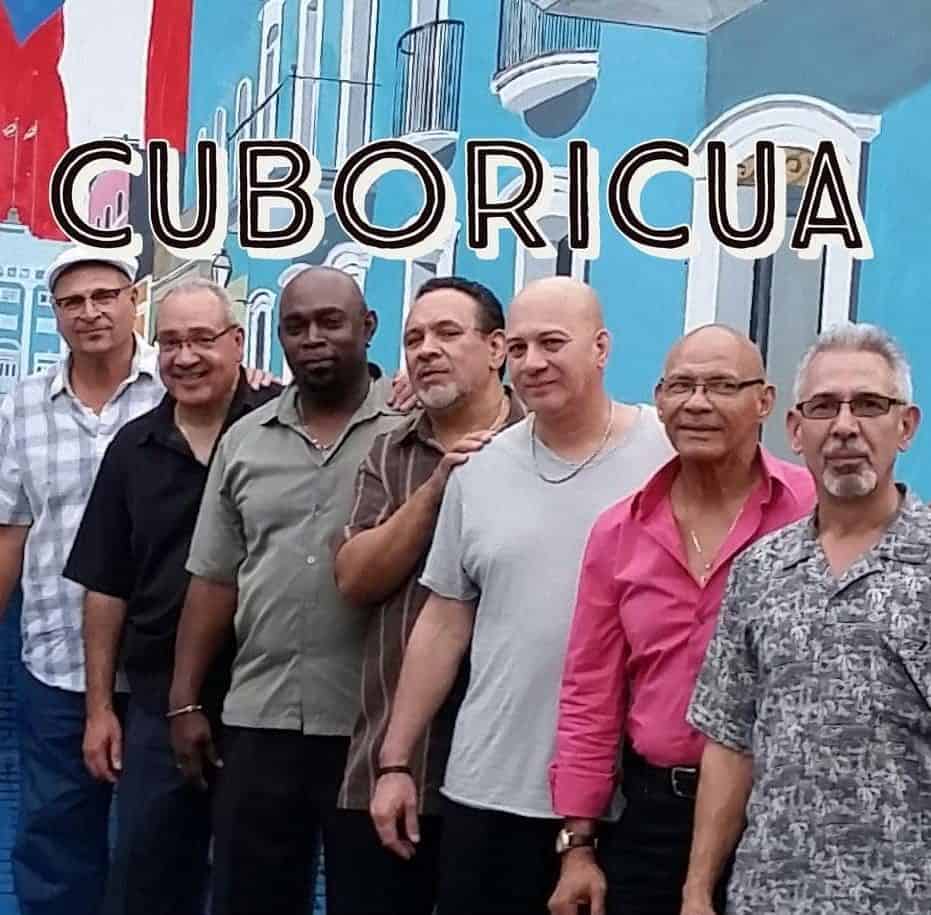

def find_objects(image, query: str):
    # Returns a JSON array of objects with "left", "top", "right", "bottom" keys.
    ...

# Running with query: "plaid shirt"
[{"left": 0, "top": 335, "right": 163, "bottom": 692}]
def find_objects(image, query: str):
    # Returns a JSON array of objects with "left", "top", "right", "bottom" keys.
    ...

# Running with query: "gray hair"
[
  {"left": 793, "top": 322, "right": 913, "bottom": 403},
  {"left": 157, "top": 278, "right": 237, "bottom": 326}
]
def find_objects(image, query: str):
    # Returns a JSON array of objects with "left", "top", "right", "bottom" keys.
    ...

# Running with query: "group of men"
[{"left": 0, "top": 244, "right": 928, "bottom": 915}]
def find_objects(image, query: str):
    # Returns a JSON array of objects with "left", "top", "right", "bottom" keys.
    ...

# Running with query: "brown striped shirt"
[{"left": 337, "top": 391, "right": 525, "bottom": 814}]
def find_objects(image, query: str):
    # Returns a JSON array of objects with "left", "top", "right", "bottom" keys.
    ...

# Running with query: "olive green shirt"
[{"left": 186, "top": 373, "right": 404, "bottom": 735}]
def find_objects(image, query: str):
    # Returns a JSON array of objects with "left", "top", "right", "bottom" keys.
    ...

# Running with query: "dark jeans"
[
  {"left": 436, "top": 798, "right": 562, "bottom": 915},
  {"left": 101, "top": 701, "right": 215, "bottom": 915},
  {"left": 12, "top": 668, "right": 126, "bottom": 915},
  {"left": 602, "top": 766, "right": 733, "bottom": 915},
  {"left": 326, "top": 808, "right": 443, "bottom": 915},
  {"left": 209, "top": 727, "right": 349, "bottom": 915}
]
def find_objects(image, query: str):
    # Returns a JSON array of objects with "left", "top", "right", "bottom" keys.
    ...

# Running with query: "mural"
[{"left": 2, "top": 0, "right": 931, "bottom": 910}]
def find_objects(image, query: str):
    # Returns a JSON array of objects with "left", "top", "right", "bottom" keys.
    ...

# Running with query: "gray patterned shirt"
[
  {"left": 688, "top": 486, "right": 931, "bottom": 914},
  {"left": 0, "top": 336, "right": 163, "bottom": 692}
]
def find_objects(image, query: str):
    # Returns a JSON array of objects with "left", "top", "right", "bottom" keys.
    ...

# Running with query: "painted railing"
[
  {"left": 393, "top": 19, "right": 465, "bottom": 137},
  {"left": 496, "top": 0, "right": 600, "bottom": 74}
]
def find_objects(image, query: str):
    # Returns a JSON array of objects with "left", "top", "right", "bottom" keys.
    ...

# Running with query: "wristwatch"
[{"left": 555, "top": 828, "right": 598, "bottom": 854}]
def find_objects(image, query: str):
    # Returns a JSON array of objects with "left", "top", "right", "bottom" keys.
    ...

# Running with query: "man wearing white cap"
[{"left": 0, "top": 248, "right": 169, "bottom": 915}]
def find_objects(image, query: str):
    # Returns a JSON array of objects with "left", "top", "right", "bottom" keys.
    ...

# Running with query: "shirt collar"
[
  {"left": 49, "top": 333, "right": 158, "bottom": 400},
  {"left": 779, "top": 483, "right": 931, "bottom": 571},
  {"left": 264, "top": 364, "right": 398, "bottom": 430},
  {"left": 140, "top": 368, "right": 260, "bottom": 446},
  {"left": 632, "top": 445, "right": 786, "bottom": 521}
]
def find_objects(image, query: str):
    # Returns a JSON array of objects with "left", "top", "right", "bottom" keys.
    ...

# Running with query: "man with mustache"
[
  {"left": 682, "top": 323, "right": 929, "bottom": 915},
  {"left": 168, "top": 266, "right": 406, "bottom": 915},
  {"left": 371, "top": 276, "right": 674, "bottom": 914},
  {"left": 331, "top": 275, "right": 524, "bottom": 915},
  {"left": 548, "top": 325, "right": 815, "bottom": 915},
  {"left": 63, "top": 279, "right": 282, "bottom": 915}
]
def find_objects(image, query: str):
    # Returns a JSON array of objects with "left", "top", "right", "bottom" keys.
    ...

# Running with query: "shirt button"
[{"left": 306, "top": 555, "right": 316, "bottom": 565}]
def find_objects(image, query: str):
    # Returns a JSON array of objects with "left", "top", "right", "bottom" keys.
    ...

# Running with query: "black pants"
[
  {"left": 209, "top": 727, "right": 348, "bottom": 915},
  {"left": 326, "top": 808, "right": 443, "bottom": 915},
  {"left": 436, "top": 798, "right": 561, "bottom": 915},
  {"left": 101, "top": 701, "right": 214, "bottom": 915},
  {"left": 601, "top": 764, "right": 732, "bottom": 915}
]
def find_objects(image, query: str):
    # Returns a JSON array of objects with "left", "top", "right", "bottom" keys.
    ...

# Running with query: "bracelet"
[
  {"left": 376, "top": 764, "right": 413, "bottom": 779},
  {"left": 165, "top": 703, "right": 204, "bottom": 720}
]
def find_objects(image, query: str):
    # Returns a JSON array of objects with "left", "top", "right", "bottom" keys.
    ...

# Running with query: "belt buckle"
[{"left": 670, "top": 766, "right": 697, "bottom": 799}]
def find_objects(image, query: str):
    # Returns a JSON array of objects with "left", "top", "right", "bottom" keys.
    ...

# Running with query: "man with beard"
[
  {"left": 371, "top": 276, "right": 674, "bottom": 915},
  {"left": 332, "top": 276, "right": 524, "bottom": 915},
  {"left": 548, "top": 325, "right": 814, "bottom": 915},
  {"left": 63, "top": 279, "right": 282, "bottom": 915},
  {"left": 683, "top": 323, "right": 929, "bottom": 915},
  {"left": 168, "top": 266, "right": 405, "bottom": 915}
]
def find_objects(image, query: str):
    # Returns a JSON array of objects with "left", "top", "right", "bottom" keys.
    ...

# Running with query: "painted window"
[
  {"left": 32, "top": 352, "right": 59, "bottom": 374},
  {"left": 0, "top": 344, "right": 20, "bottom": 394},
  {"left": 257, "top": 2, "right": 285, "bottom": 139},
  {"left": 294, "top": 0, "right": 324, "bottom": 153},
  {"left": 214, "top": 107, "right": 228, "bottom": 151},
  {"left": 246, "top": 290, "right": 274, "bottom": 371},
  {"left": 337, "top": 0, "right": 378, "bottom": 161},
  {"left": 686, "top": 95, "right": 881, "bottom": 461},
  {"left": 0, "top": 287, "right": 22, "bottom": 304}
]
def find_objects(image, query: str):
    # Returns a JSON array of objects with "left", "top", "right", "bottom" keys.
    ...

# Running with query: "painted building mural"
[{"left": 2, "top": 0, "right": 931, "bottom": 910}]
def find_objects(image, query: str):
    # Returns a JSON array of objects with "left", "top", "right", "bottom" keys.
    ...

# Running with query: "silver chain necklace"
[{"left": 530, "top": 403, "right": 615, "bottom": 485}]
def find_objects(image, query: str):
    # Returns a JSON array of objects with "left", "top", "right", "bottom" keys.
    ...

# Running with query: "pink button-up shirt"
[{"left": 549, "top": 448, "right": 816, "bottom": 818}]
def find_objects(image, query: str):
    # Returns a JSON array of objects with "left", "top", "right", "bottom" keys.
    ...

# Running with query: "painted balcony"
[
  {"left": 491, "top": 0, "right": 600, "bottom": 117},
  {"left": 393, "top": 19, "right": 465, "bottom": 157},
  {"left": 528, "top": 0, "right": 764, "bottom": 34}
]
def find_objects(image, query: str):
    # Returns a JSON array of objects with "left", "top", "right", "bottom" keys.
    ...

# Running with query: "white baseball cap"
[{"left": 46, "top": 247, "right": 139, "bottom": 293}]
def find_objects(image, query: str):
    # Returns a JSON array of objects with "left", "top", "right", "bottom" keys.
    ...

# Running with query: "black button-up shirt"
[{"left": 64, "top": 370, "right": 282, "bottom": 713}]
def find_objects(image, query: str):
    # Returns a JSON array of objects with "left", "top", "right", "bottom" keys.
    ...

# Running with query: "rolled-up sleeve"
[
  {"left": 0, "top": 393, "right": 30, "bottom": 526},
  {"left": 686, "top": 559, "right": 757, "bottom": 753},
  {"left": 549, "top": 510, "right": 628, "bottom": 818},
  {"left": 186, "top": 440, "right": 245, "bottom": 585}
]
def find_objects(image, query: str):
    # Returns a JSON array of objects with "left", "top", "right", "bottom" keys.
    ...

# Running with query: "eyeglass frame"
[
  {"left": 794, "top": 393, "right": 907, "bottom": 419},
  {"left": 53, "top": 283, "right": 134, "bottom": 314},
  {"left": 155, "top": 323, "right": 240, "bottom": 355},
  {"left": 657, "top": 376, "right": 766, "bottom": 397}
]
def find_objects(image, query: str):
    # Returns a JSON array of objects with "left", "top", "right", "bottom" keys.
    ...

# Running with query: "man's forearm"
[
  {"left": 379, "top": 595, "right": 473, "bottom": 765},
  {"left": 683, "top": 742, "right": 753, "bottom": 901},
  {"left": 336, "top": 479, "right": 443, "bottom": 607},
  {"left": 83, "top": 592, "right": 127, "bottom": 714},
  {"left": 169, "top": 576, "right": 237, "bottom": 709},
  {"left": 0, "top": 524, "right": 28, "bottom": 620}
]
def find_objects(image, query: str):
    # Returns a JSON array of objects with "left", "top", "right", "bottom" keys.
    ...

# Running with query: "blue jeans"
[
  {"left": 12, "top": 668, "right": 123, "bottom": 915},
  {"left": 102, "top": 701, "right": 213, "bottom": 915}
]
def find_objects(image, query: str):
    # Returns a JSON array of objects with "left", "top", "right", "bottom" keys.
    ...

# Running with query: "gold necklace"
[{"left": 530, "top": 403, "right": 614, "bottom": 485}]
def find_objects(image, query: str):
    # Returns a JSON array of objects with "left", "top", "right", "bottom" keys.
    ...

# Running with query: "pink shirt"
[{"left": 549, "top": 448, "right": 816, "bottom": 818}]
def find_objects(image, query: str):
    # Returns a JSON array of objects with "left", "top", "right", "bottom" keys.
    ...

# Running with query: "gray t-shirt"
[{"left": 420, "top": 404, "right": 674, "bottom": 818}]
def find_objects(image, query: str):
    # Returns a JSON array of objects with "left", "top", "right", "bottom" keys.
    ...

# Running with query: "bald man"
[
  {"left": 548, "top": 325, "right": 816, "bottom": 915},
  {"left": 168, "top": 267, "right": 405, "bottom": 915},
  {"left": 371, "top": 278, "right": 673, "bottom": 914}
]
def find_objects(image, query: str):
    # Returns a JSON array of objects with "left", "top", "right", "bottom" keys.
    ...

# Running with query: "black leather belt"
[{"left": 623, "top": 745, "right": 700, "bottom": 800}]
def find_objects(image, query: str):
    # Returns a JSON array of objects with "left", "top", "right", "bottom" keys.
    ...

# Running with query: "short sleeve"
[
  {"left": 0, "top": 392, "right": 31, "bottom": 525},
  {"left": 185, "top": 439, "right": 246, "bottom": 584},
  {"left": 686, "top": 558, "right": 758, "bottom": 752},
  {"left": 63, "top": 435, "right": 133, "bottom": 599},
  {"left": 343, "top": 437, "right": 394, "bottom": 541},
  {"left": 419, "top": 470, "right": 477, "bottom": 601}
]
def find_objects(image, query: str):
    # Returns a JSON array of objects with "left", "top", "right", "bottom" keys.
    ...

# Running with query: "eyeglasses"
[
  {"left": 795, "top": 393, "right": 905, "bottom": 419},
  {"left": 659, "top": 377, "right": 765, "bottom": 397},
  {"left": 53, "top": 284, "right": 133, "bottom": 314},
  {"left": 156, "top": 324, "right": 239, "bottom": 354}
]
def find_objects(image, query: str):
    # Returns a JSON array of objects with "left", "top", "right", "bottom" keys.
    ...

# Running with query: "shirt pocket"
[{"left": 878, "top": 633, "right": 931, "bottom": 714}]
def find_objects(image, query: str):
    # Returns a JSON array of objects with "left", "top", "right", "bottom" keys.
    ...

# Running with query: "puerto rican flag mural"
[{"left": 0, "top": 0, "right": 193, "bottom": 239}]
